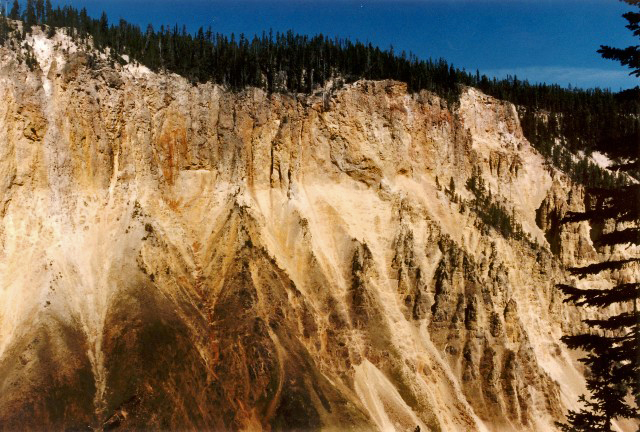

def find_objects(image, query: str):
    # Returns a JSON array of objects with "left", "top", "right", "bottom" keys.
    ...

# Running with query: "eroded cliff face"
[{"left": 0, "top": 30, "right": 613, "bottom": 431}]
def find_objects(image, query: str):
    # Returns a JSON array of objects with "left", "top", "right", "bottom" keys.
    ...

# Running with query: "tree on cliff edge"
[
  {"left": 556, "top": 1, "right": 640, "bottom": 431},
  {"left": 9, "top": 0, "right": 19, "bottom": 20}
]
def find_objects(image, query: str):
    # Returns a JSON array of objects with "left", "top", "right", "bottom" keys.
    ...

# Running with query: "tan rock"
[{"left": 0, "top": 29, "right": 633, "bottom": 432}]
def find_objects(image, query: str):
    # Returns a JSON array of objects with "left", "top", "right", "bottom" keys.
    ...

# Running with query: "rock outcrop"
[{"left": 0, "top": 29, "right": 625, "bottom": 431}]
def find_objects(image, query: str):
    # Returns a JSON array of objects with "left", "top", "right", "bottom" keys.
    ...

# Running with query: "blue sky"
[{"left": 50, "top": 0, "right": 638, "bottom": 90}]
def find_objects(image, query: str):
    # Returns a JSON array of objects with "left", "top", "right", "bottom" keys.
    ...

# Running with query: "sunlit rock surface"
[{"left": 0, "top": 29, "right": 627, "bottom": 431}]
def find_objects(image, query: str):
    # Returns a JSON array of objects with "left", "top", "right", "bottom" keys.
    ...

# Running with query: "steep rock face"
[{"left": 0, "top": 31, "right": 612, "bottom": 431}]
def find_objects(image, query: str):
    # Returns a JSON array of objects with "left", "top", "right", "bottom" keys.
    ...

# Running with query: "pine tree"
[
  {"left": 9, "top": 0, "right": 19, "bottom": 20},
  {"left": 598, "top": 0, "right": 640, "bottom": 77},
  {"left": 556, "top": 2, "right": 640, "bottom": 429},
  {"left": 35, "top": 0, "right": 42, "bottom": 24},
  {"left": 556, "top": 188, "right": 639, "bottom": 431},
  {"left": 44, "top": 0, "right": 51, "bottom": 24},
  {"left": 24, "top": 0, "right": 35, "bottom": 28},
  {"left": 0, "top": 4, "right": 6, "bottom": 44}
]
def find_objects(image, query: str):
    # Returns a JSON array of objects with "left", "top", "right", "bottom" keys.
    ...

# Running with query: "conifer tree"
[
  {"left": 9, "top": 0, "right": 19, "bottom": 20},
  {"left": 557, "top": 187, "right": 639, "bottom": 431},
  {"left": 0, "top": 4, "right": 6, "bottom": 44},
  {"left": 599, "top": 0, "right": 640, "bottom": 78},
  {"left": 24, "top": 0, "right": 35, "bottom": 28},
  {"left": 44, "top": 0, "right": 51, "bottom": 24},
  {"left": 556, "top": 1, "right": 640, "bottom": 430},
  {"left": 35, "top": 0, "right": 43, "bottom": 24}
]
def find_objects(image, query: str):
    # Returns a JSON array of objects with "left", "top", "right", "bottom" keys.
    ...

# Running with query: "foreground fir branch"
[
  {"left": 556, "top": 3, "right": 639, "bottom": 428},
  {"left": 556, "top": 188, "right": 639, "bottom": 431}
]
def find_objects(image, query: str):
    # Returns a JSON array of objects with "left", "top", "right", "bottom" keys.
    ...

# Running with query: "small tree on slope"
[{"left": 556, "top": 1, "right": 640, "bottom": 430}]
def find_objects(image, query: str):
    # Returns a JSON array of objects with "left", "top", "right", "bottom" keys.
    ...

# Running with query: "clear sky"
[{"left": 50, "top": 0, "right": 639, "bottom": 90}]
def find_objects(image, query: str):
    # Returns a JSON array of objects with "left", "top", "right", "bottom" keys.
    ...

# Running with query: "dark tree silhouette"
[
  {"left": 24, "top": 0, "right": 35, "bottom": 28},
  {"left": 599, "top": 0, "right": 640, "bottom": 78},
  {"left": 556, "top": 1, "right": 640, "bottom": 430},
  {"left": 9, "top": 0, "right": 19, "bottom": 20},
  {"left": 35, "top": 0, "right": 43, "bottom": 24}
]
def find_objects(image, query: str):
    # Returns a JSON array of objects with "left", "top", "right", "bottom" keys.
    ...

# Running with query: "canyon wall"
[{"left": 0, "top": 30, "right": 620, "bottom": 431}]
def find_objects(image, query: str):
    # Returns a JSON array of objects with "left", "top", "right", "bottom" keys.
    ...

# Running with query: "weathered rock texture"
[{"left": 0, "top": 30, "right": 627, "bottom": 431}]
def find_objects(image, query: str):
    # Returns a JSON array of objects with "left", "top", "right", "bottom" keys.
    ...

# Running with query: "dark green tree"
[
  {"left": 44, "top": 0, "right": 51, "bottom": 24},
  {"left": 556, "top": 2, "right": 640, "bottom": 430},
  {"left": 0, "top": 4, "right": 6, "bottom": 44},
  {"left": 24, "top": 0, "right": 35, "bottom": 28},
  {"left": 556, "top": 188, "right": 639, "bottom": 431},
  {"left": 9, "top": 0, "right": 19, "bottom": 20},
  {"left": 599, "top": 0, "right": 640, "bottom": 77},
  {"left": 35, "top": 0, "right": 43, "bottom": 24}
]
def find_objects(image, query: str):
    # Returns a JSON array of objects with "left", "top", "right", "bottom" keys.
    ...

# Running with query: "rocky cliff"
[{"left": 0, "top": 29, "right": 624, "bottom": 431}]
